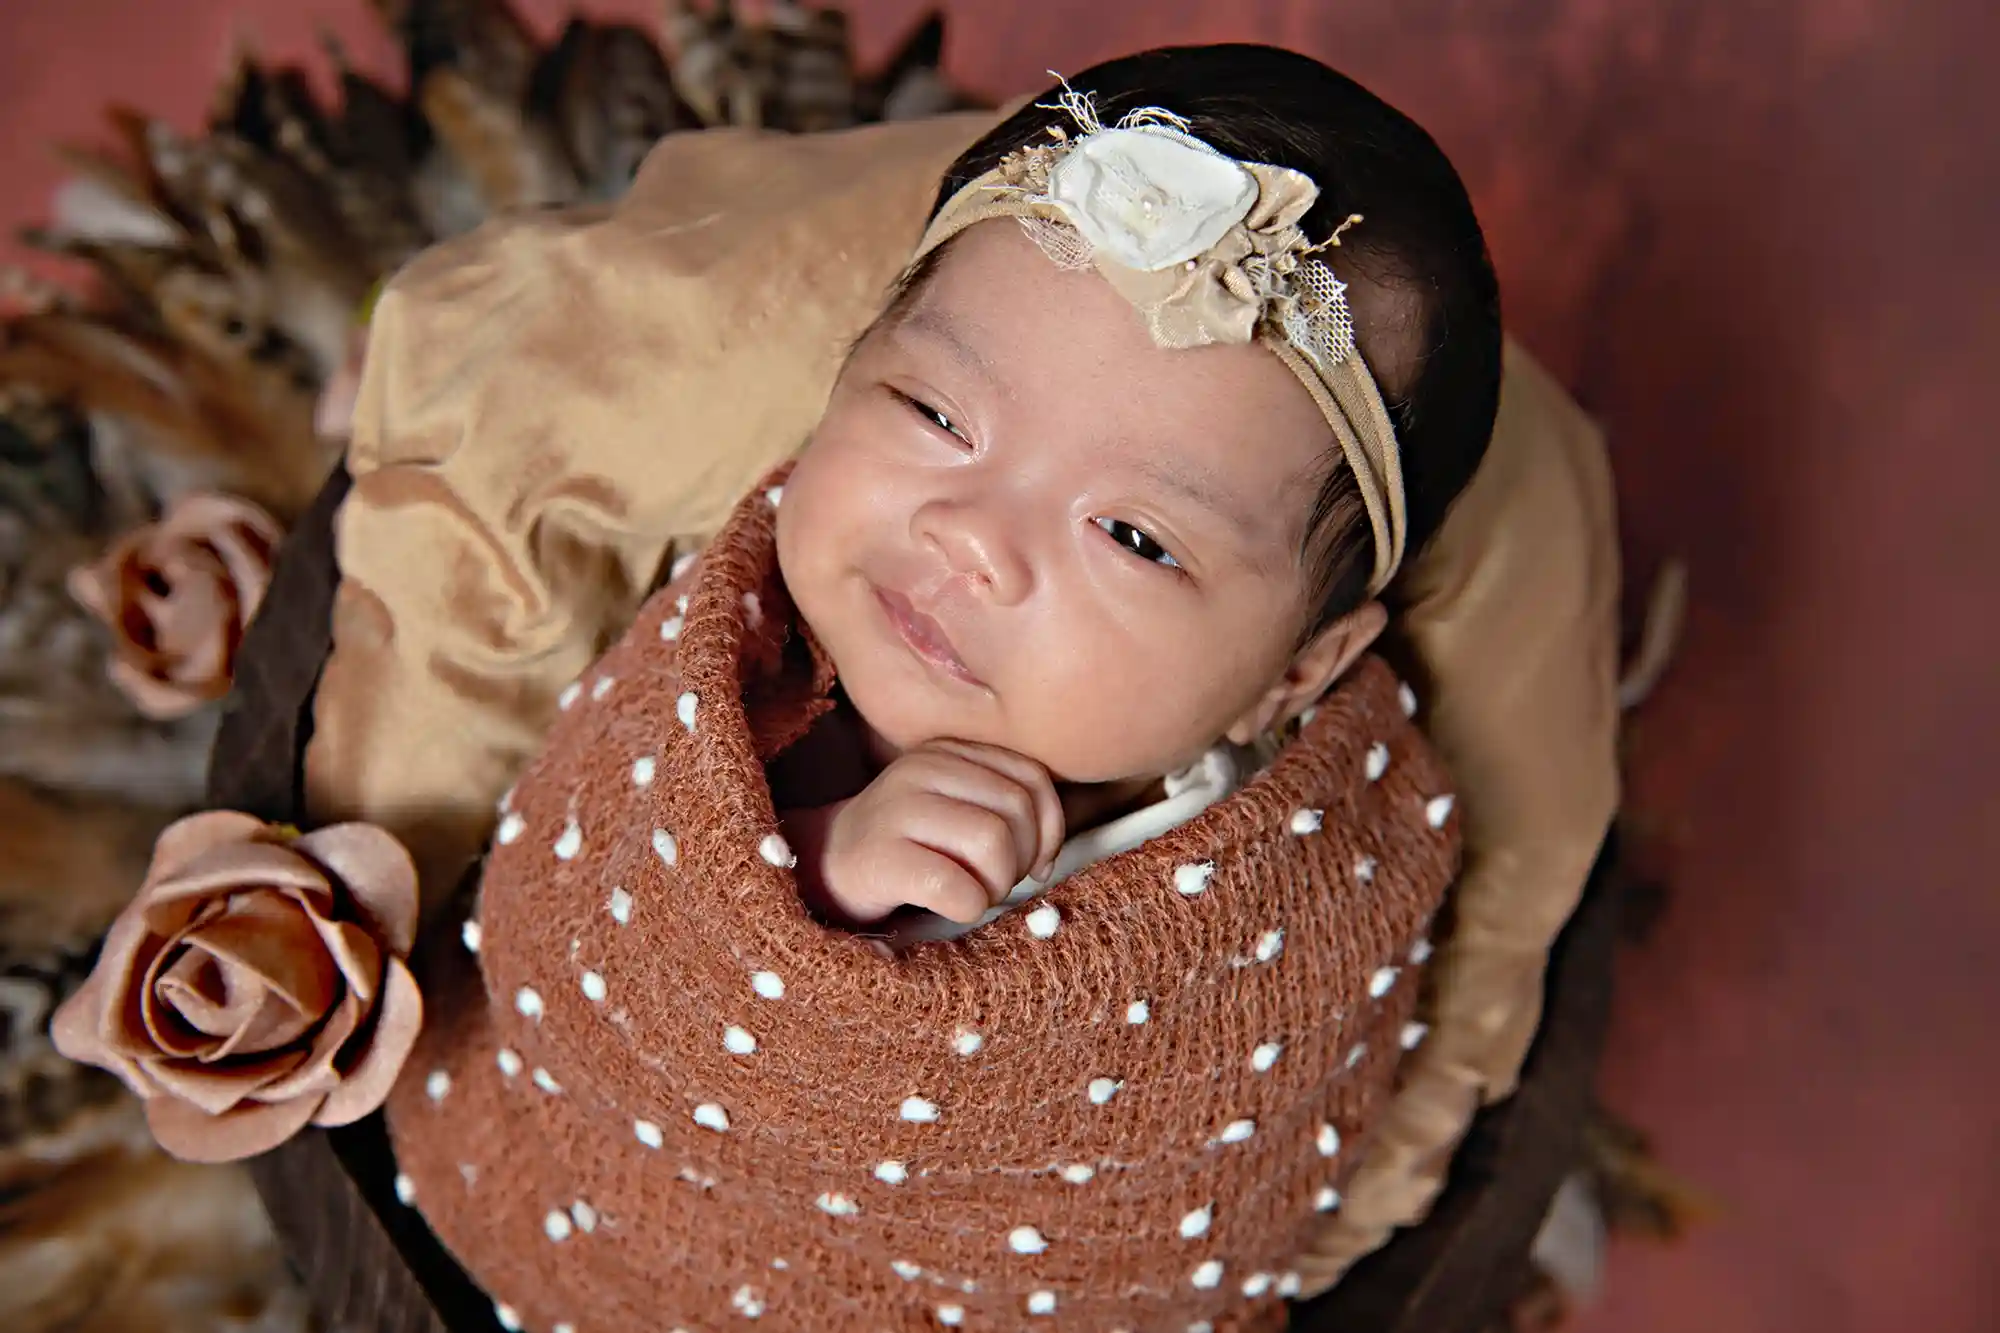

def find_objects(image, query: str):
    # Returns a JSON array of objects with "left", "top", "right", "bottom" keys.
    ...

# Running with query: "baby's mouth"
[{"left": 873, "top": 586, "right": 984, "bottom": 687}]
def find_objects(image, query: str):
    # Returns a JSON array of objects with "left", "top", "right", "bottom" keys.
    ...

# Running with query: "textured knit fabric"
[{"left": 385, "top": 470, "right": 1460, "bottom": 1333}]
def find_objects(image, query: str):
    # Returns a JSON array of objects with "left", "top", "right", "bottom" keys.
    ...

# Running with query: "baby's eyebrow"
[
  {"left": 889, "top": 305, "right": 995, "bottom": 382},
  {"left": 1130, "top": 455, "right": 1267, "bottom": 545}
]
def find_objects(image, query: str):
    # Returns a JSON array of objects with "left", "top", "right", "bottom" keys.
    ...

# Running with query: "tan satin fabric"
[{"left": 305, "top": 112, "right": 1619, "bottom": 1287}]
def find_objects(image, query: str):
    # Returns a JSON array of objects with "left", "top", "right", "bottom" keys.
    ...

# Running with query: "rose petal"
[
  {"left": 143, "top": 841, "right": 336, "bottom": 916},
  {"left": 49, "top": 953, "right": 155, "bottom": 1097},
  {"left": 313, "top": 958, "right": 423, "bottom": 1127},
  {"left": 169, "top": 896, "right": 338, "bottom": 1057},
  {"left": 256, "top": 993, "right": 362, "bottom": 1103},
  {"left": 146, "top": 812, "right": 274, "bottom": 885},
  {"left": 294, "top": 824, "right": 420, "bottom": 956},
  {"left": 145, "top": 1085, "right": 322, "bottom": 1164},
  {"left": 142, "top": 1045, "right": 310, "bottom": 1116},
  {"left": 302, "top": 915, "right": 383, "bottom": 1006},
  {"left": 139, "top": 914, "right": 232, "bottom": 1059}
]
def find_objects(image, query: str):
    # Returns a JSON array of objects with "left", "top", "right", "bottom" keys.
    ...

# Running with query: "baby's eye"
[
  {"left": 1094, "top": 517, "right": 1182, "bottom": 570},
  {"left": 897, "top": 390, "right": 966, "bottom": 442}
]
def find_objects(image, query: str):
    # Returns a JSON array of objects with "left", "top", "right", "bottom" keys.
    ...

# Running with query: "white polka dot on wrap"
[
  {"left": 900, "top": 1095, "right": 941, "bottom": 1123},
  {"left": 494, "top": 814, "right": 524, "bottom": 846},
  {"left": 1214, "top": 1118, "right": 1256, "bottom": 1145},
  {"left": 1178, "top": 1204, "right": 1212, "bottom": 1239},
  {"left": 1025, "top": 904, "right": 1061, "bottom": 938},
  {"left": 751, "top": 970, "right": 784, "bottom": 1000},
  {"left": 1426, "top": 794, "right": 1456, "bottom": 828},
  {"left": 1191, "top": 1259, "right": 1224, "bottom": 1290},
  {"left": 1317, "top": 1123, "right": 1342, "bottom": 1157},
  {"left": 608, "top": 886, "right": 633, "bottom": 924},
  {"left": 557, "top": 682, "right": 581, "bottom": 711},
  {"left": 1059, "top": 1163, "right": 1095, "bottom": 1184},
  {"left": 1008, "top": 1225, "right": 1047, "bottom": 1254},
  {"left": 1087, "top": 1077, "right": 1122, "bottom": 1105},
  {"left": 579, "top": 971, "right": 607, "bottom": 1002},
  {"left": 875, "top": 1160, "right": 909, "bottom": 1185},
  {"left": 952, "top": 1027, "right": 983, "bottom": 1056},
  {"left": 1251, "top": 1042, "right": 1282, "bottom": 1072},
  {"left": 544, "top": 1209, "right": 572, "bottom": 1242},
  {"left": 1126, "top": 999, "right": 1151, "bottom": 1024},
  {"left": 631, "top": 755, "right": 655, "bottom": 786},
  {"left": 1288, "top": 808, "right": 1323, "bottom": 835},
  {"left": 676, "top": 691, "right": 698, "bottom": 731},
  {"left": 514, "top": 988, "right": 543, "bottom": 1020},
  {"left": 1365, "top": 742, "right": 1390, "bottom": 781},
  {"left": 693, "top": 1103, "right": 731, "bottom": 1132},
  {"left": 724, "top": 1025, "right": 757, "bottom": 1055},
  {"left": 425, "top": 1069, "right": 451, "bottom": 1102},
  {"left": 1399, "top": 681, "right": 1419, "bottom": 716},
  {"left": 1027, "top": 1291, "right": 1058, "bottom": 1315},
  {"left": 652, "top": 828, "right": 678, "bottom": 866},
  {"left": 1369, "top": 966, "right": 1399, "bottom": 998},
  {"left": 1173, "top": 862, "right": 1214, "bottom": 896},
  {"left": 758, "top": 833, "right": 795, "bottom": 868},
  {"left": 394, "top": 1172, "right": 415, "bottom": 1205},
  {"left": 591, "top": 675, "right": 614, "bottom": 701},
  {"left": 817, "top": 1192, "right": 860, "bottom": 1217},
  {"left": 634, "top": 1119, "right": 664, "bottom": 1149}
]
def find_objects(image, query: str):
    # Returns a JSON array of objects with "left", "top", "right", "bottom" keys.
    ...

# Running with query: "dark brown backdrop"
[{"left": 3, "top": 3, "right": 1994, "bottom": 1331}]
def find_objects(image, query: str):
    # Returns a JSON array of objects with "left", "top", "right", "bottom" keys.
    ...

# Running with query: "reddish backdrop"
[{"left": 3, "top": 3, "right": 1995, "bottom": 1331}]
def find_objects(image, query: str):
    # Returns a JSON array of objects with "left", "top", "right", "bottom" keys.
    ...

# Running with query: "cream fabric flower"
[{"left": 1043, "top": 126, "right": 1257, "bottom": 272}]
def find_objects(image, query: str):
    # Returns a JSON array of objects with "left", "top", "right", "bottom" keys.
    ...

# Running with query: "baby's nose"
[{"left": 916, "top": 502, "right": 1031, "bottom": 605}]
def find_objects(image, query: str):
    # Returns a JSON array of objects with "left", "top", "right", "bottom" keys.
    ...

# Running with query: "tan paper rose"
[
  {"left": 51, "top": 812, "right": 423, "bottom": 1163},
  {"left": 68, "top": 492, "right": 283, "bottom": 720}
]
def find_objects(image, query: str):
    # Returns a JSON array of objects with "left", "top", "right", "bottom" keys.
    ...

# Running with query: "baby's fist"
[{"left": 790, "top": 740, "right": 1065, "bottom": 927}]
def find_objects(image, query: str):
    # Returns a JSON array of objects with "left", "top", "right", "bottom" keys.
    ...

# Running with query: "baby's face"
[{"left": 777, "top": 222, "right": 1336, "bottom": 784}]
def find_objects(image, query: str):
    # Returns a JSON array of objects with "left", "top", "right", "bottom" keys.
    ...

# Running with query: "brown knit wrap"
[{"left": 385, "top": 469, "right": 1461, "bottom": 1333}]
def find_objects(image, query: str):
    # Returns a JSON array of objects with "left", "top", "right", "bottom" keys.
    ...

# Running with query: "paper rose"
[
  {"left": 68, "top": 492, "right": 283, "bottom": 720},
  {"left": 50, "top": 812, "right": 423, "bottom": 1163},
  {"left": 1044, "top": 125, "right": 1258, "bottom": 272}
]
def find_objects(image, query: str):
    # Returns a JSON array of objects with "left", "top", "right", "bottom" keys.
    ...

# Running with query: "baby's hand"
[{"left": 788, "top": 741, "right": 1066, "bottom": 927}]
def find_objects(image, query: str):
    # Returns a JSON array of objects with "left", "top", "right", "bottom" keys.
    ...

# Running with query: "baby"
[
  {"left": 376, "top": 42, "right": 1502, "bottom": 1333},
  {"left": 766, "top": 45, "right": 1499, "bottom": 937}
]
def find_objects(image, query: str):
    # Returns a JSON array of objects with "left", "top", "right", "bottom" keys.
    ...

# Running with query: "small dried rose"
[
  {"left": 68, "top": 493, "right": 282, "bottom": 720},
  {"left": 51, "top": 812, "right": 422, "bottom": 1163}
]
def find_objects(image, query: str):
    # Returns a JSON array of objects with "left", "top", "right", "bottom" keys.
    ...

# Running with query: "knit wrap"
[{"left": 386, "top": 468, "right": 1461, "bottom": 1333}]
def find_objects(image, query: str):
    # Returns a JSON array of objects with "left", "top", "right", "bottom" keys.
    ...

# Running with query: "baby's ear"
[{"left": 1225, "top": 601, "right": 1388, "bottom": 746}]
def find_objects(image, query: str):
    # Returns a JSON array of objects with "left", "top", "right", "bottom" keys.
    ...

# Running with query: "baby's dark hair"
[{"left": 921, "top": 45, "right": 1502, "bottom": 632}]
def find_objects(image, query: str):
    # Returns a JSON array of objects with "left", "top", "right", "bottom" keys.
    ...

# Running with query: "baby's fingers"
[
  {"left": 882, "top": 837, "right": 995, "bottom": 925},
  {"left": 925, "top": 741, "right": 1066, "bottom": 880}
]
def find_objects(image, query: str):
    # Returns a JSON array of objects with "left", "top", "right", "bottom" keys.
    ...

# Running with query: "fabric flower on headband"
[
  {"left": 51, "top": 812, "right": 422, "bottom": 1162},
  {"left": 986, "top": 91, "right": 1362, "bottom": 372}
]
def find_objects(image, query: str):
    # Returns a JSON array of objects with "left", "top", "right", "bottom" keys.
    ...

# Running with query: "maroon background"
[{"left": 4, "top": 3, "right": 1995, "bottom": 1331}]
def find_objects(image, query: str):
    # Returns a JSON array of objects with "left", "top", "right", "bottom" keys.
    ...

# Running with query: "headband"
[{"left": 911, "top": 86, "right": 1409, "bottom": 593}]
